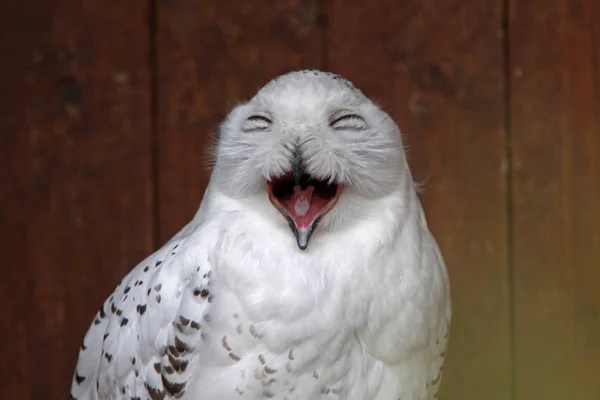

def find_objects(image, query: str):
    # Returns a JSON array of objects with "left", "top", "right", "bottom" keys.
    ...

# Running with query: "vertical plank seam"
[
  {"left": 502, "top": 0, "right": 516, "bottom": 399},
  {"left": 318, "top": 0, "right": 331, "bottom": 70},
  {"left": 149, "top": 0, "right": 160, "bottom": 249}
]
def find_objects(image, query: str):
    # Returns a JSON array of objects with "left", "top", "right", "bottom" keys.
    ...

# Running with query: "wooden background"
[{"left": 1, "top": 0, "right": 599, "bottom": 399}]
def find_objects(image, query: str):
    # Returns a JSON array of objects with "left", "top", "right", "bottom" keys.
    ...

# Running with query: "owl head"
[{"left": 212, "top": 70, "right": 409, "bottom": 250}]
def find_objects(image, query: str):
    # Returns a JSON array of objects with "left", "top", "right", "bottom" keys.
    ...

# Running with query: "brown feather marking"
[
  {"left": 222, "top": 336, "right": 232, "bottom": 352},
  {"left": 146, "top": 383, "right": 166, "bottom": 400},
  {"left": 161, "top": 374, "right": 186, "bottom": 396}
]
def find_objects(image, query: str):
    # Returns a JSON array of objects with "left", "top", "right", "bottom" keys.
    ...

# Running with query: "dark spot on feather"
[
  {"left": 156, "top": 295, "right": 161, "bottom": 303},
  {"left": 169, "top": 354, "right": 188, "bottom": 372},
  {"left": 258, "top": 354, "right": 266, "bottom": 365},
  {"left": 132, "top": 357, "right": 136, "bottom": 365},
  {"left": 204, "top": 314, "right": 212, "bottom": 323},
  {"left": 137, "top": 304, "right": 147, "bottom": 315},
  {"left": 161, "top": 375, "right": 186, "bottom": 397},
  {"left": 75, "top": 372, "right": 85, "bottom": 384},
  {"left": 200, "top": 288, "right": 209, "bottom": 298},
  {"left": 155, "top": 261, "right": 162, "bottom": 267},
  {"left": 124, "top": 286, "right": 130, "bottom": 294},
  {"left": 190, "top": 321, "right": 201, "bottom": 330},
  {"left": 175, "top": 322, "right": 185, "bottom": 334},
  {"left": 229, "top": 352, "right": 241, "bottom": 361},
  {"left": 121, "top": 317, "right": 129, "bottom": 327},
  {"left": 154, "top": 283, "right": 162, "bottom": 291},
  {"left": 105, "top": 353, "right": 112, "bottom": 362},
  {"left": 81, "top": 342, "right": 87, "bottom": 351},
  {"left": 111, "top": 303, "right": 117, "bottom": 313},
  {"left": 222, "top": 336, "right": 231, "bottom": 351},
  {"left": 121, "top": 387, "right": 126, "bottom": 394},
  {"left": 164, "top": 365, "right": 174, "bottom": 374},
  {"left": 144, "top": 265, "right": 149, "bottom": 272},
  {"left": 123, "top": 295, "right": 128, "bottom": 301},
  {"left": 99, "top": 306, "right": 106, "bottom": 319},
  {"left": 116, "top": 309, "right": 123, "bottom": 316},
  {"left": 103, "top": 333, "right": 109, "bottom": 341},
  {"left": 168, "top": 345, "right": 180, "bottom": 357},
  {"left": 265, "top": 365, "right": 277, "bottom": 374},
  {"left": 249, "top": 324, "right": 262, "bottom": 339},
  {"left": 179, "top": 316, "right": 190, "bottom": 326},
  {"left": 288, "top": 349, "right": 294, "bottom": 360},
  {"left": 135, "top": 370, "right": 139, "bottom": 377},
  {"left": 207, "top": 295, "right": 213, "bottom": 303},
  {"left": 193, "top": 288, "right": 201, "bottom": 296},
  {"left": 174, "top": 336, "right": 188, "bottom": 353},
  {"left": 146, "top": 383, "right": 166, "bottom": 400},
  {"left": 153, "top": 362, "right": 161, "bottom": 373}
]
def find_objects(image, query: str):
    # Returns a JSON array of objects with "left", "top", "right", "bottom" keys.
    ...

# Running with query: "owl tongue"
[{"left": 290, "top": 185, "right": 315, "bottom": 229}]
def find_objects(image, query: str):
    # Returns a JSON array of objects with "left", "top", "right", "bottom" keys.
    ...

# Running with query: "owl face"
[{"left": 213, "top": 70, "right": 407, "bottom": 250}]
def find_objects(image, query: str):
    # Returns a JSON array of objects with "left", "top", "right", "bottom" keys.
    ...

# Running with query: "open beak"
[{"left": 267, "top": 166, "right": 341, "bottom": 250}]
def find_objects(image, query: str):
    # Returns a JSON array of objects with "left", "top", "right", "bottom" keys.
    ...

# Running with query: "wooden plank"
[
  {"left": 0, "top": 1, "right": 153, "bottom": 398},
  {"left": 156, "top": 0, "right": 327, "bottom": 242},
  {"left": 509, "top": 0, "right": 600, "bottom": 398},
  {"left": 329, "top": 1, "right": 511, "bottom": 399}
]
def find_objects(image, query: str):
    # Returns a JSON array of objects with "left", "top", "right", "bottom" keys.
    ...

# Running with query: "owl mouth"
[{"left": 267, "top": 171, "right": 341, "bottom": 250}]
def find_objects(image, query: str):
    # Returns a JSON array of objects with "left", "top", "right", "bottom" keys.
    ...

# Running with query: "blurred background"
[{"left": 1, "top": 0, "right": 599, "bottom": 399}]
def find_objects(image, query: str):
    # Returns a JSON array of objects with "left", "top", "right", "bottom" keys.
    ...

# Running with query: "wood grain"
[
  {"left": 509, "top": 0, "right": 600, "bottom": 398},
  {"left": 0, "top": 0, "right": 153, "bottom": 398},
  {"left": 329, "top": 1, "right": 511, "bottom": 399},
  {"left": 156, "top": 0, "right": 327, "bottom": 242}
]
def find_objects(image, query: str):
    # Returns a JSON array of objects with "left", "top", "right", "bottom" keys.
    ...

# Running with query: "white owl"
[{"left": 70, "top": 70, "right": 451, "bottom": 400}]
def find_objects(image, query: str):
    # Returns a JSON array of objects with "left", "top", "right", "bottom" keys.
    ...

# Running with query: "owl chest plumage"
[{"left": 179, "top": 213, "right": 444, "bottom": 400}]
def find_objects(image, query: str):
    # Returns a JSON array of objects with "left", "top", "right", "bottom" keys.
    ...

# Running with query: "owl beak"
[
  {"left": 286, "top": 214, "right": 320, "bottom": 250},
  {"left": 267, "top": 169, "right": 340, "bottom": 251}
]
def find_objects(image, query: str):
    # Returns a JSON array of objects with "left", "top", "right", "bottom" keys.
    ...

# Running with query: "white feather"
[{"left": 70, "top": 70, "right": 451, "bottom": 400}]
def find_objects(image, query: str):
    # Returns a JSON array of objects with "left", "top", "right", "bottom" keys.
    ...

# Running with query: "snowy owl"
[{"left": 70, "top": 70, "right": 451, "bottom": 400}]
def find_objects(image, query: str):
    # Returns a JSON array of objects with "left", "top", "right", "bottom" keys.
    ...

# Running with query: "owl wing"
[{"left": 69, "top": 229, "right": 214, "bottom": 400}]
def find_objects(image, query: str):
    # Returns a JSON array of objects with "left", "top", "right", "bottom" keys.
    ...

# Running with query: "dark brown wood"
[
  {"left": 156, "top": 0, "right": 327, "bottom": 242},
  {"left": 0, "top": 1, "right": 153, "bottom": 398},
  {"left": 329, "top": 1, "right": 511, "bottom": 399},
  {"left": 510, "top": 0, "right": 600, "bottom": 398}
]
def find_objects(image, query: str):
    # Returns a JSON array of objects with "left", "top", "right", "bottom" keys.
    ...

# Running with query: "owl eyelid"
[
  {"left": 247, "top": 115, "right": 272, "bottom": 123},
  {"left": 330, "top": 114, "right": 367, "bottom": 131},
  {"left": 242, "top": 115, "right": 273, "bottom": 132}
]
